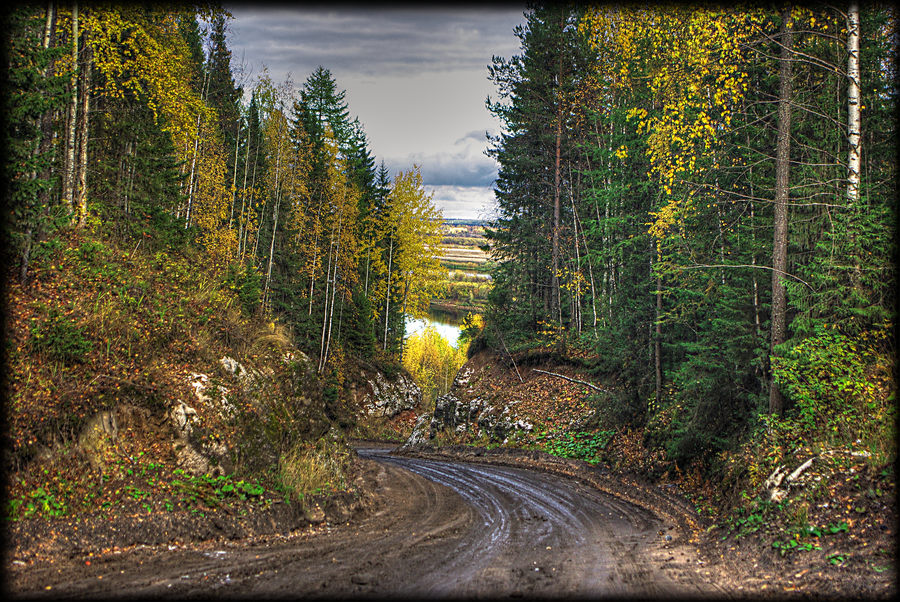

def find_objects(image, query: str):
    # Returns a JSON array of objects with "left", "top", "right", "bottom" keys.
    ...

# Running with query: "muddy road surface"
[{"left": 9, "top": 444, "right": 721, "bottom": 598}]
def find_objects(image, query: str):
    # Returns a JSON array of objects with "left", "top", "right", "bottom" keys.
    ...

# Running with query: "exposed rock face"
[
  {"left": 357, "top": 370, "right": 422, "bottom": 419},
  {"left": 166, "top": 357, "right": 256, "bottom": 477},
  {"left": 402, "top": 363, "right": 532, "bottom": 449},
  {"left": 77, "top": 410, "right": 118, "bottom": 472}
]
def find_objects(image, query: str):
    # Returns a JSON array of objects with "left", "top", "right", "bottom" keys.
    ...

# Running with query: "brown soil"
[{"left": 4, "top": 442, "right": 895, "bottom": 599}]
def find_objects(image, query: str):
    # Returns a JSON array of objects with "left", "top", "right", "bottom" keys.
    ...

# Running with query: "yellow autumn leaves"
[{"left": 581, "top": 6, "right": 756, "bottom": 241}]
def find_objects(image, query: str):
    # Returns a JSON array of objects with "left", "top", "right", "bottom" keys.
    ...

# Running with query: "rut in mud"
[{"left": 7, "top": 444, "right": 720, "bottom": 599}]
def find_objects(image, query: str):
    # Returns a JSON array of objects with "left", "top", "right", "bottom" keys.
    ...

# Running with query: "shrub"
[
  {"left": 772, "top": 323, "right": 894, "bottom": 450},
  {"left": 278, "top": 435, "right": 351, "bottom": 503},
  {"left": 536, "top": 428, "right": 614, "bottom": 463},
  {"left": 29, "top": 307, "right": 93, "bottom": 363}
]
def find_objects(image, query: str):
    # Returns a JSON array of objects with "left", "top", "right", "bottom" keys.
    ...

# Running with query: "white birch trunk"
[
  {"left": 846, "top": 2, "right": 861, "bottom": 205},
  {"left": 75, "top": 37, "right": 90, "bottom": 227},
  {"left": 62, "top": 1, "right": 78, "bottom": 218}
]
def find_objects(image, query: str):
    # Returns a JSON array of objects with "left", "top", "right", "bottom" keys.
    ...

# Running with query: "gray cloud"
[
  {"left": 388, "top": 128, "right": 497, "bottom": 188},
  {"left": 224, "top": 5, "right": 524, "bottom": 218},
  {"left": 411, "top": 154, "right": 496, "bottom": 188},
  {"left": 428, "top": 185, "right": 499, "bottom": 221},
  {"left": 227, "top": 7, "right": 525, "bottom": 79}
]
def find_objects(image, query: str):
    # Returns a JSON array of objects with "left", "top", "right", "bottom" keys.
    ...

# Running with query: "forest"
[
  {"left": 4, "top": 4, "right": 446, "bottom": 510},
  {"left": 2, "top": 3, "right": 896, "bottom": 579},
  {"left": 479, "top": 3, "right": 895, "bottom": 467}
]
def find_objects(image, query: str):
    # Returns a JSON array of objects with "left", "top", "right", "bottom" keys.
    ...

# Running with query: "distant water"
[{"left": 404, "top": 311, "right": 462, "bottom": 347}]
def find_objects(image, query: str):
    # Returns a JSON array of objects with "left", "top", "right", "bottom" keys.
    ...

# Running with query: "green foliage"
[
  {"left": 458, "top": 312, "right": 484, "bottom": 347},
  {"left": 7, "top": 484, "right": 69, "bottom": 520},
  {"left": 224, "top": 262, "right": 263, "bottom": 315},
  {"left": 342, "top": 289, "right": 377, "bottom": 359},
  {"left": 771, "top": 522, "right": 849, "bottom": 557},
  {"left": 170, "top": 470, "right": 266, "bottom": 508},
  {"left": 28, "top": 307, "right": 93, "bottom": 363},
  {"left": 3, "top": 8, "right": 69, "bottom": 281},
  {"left": 536, "top": 428, "right": 614, "bottom": 464},
  {"left": 772, "top": 324, "right": 893, "bottom": 443}
]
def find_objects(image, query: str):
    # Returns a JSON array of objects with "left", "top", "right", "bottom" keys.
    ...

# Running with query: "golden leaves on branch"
[{"left": 581, "top": 6, "right": 757, "bottom": 241}]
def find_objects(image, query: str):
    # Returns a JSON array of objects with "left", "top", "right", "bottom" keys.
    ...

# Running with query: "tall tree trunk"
[
  {"left": 383, "top": 233, "right": 394, "bottom": 351},
  {"left": 307, "top": 204, "right": 322, "bottom": 315},
  {"left": 62, "top": 1, "right": 78, "bottom": 219},
  {"left": 262, "top": 138, "right": 284, "bottom": 310},
  {"left": 185, "top": 71, "right": 210, "bottom": 229},
  {"left": 75, "top": 36, "right": 91, "bottom": 227},
  {"left": 237, "top": 117, "right": 255, "bottom": 259},
  {"left": 769, "top": 6, "right": 794, "bottom": 415},
  {"left": 653, "top": 244, "right": 662, "bottom": 407},
  {"left": 551, "top": 103, "right": 563, "bottom": 325},
  {"left": 846, "top": 2, "right": 861, "bottom": 205},
  {"left": 228, "top": 117, "right": 241, "bottom": 229},
  {"left": 319, "top": 218, "right": 338, "bottom": 372},
  {"left": 321, "top": 214, "right": 344, "bottom": 373}
]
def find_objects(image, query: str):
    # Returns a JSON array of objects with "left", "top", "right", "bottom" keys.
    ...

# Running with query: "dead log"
[{"left": 531, "top": 369, "right": 609, "bottom": 393}]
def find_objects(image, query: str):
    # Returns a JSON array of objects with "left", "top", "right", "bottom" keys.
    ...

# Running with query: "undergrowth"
[{"left": 5, "top": 227, "right": 360, "bottom": 521}]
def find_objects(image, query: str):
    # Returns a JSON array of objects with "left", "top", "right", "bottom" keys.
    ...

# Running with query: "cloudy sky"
[{"left": 223, "top": 6, "right": 528, "bottom": 220}]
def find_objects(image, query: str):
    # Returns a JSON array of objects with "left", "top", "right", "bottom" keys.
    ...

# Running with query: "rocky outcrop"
[
  {"left": 166, "top": 356, "right": 259, "bottom": 477},
  {"left": 350, "top": 368, "right": 422, "bottom": 419},
  {"left": 364, "top": 371, "right": 422, "bottom": 418},
  {"left": 402, "top": 363, "right": 532, "bottom": 449}
]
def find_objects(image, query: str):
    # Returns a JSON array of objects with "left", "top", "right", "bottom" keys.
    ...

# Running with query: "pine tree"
[
  {"left": 485, "top": 4, "right": 596, "bottom": 335},
  {"left": 4, "top": 6, "right": 69, "bottom": 283}
]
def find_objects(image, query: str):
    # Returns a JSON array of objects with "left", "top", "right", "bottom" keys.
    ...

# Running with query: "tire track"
[{"left": 10, "top": 446, "right": 720, "bottom": 598}]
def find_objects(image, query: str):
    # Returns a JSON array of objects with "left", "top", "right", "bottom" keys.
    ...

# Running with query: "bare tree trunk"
[
  {"left": 653, "top": 246, "right": 662, "bottom": 407},
  {"left": 321, "top": 214, "right": 344, "bottom": 373},
  {"left": 237, "top": 117, "right": 254, "bottom": 259},
  {"left": 383, "top": 233, "right": 394, "bottom": 351},
  {"left": 846, "top": 2, "right": 861, "bottom": 205},
  {"left": 262, "top": 144, "right": 283, "bottom": 310},
  {"left": 569, "top": 185, "right": 582, "bottom": 333},
  {"left": 75, "top": 36, "right": 91, "bottom": 227},
  {"left": 62, "top": 1, "right": 79, "bottom": 219},
  {"left": 185, "top": 71, "right": 210, "bottom": 229},
  {"left": 769, "top": 6, "right": 794, "bottom": 415},
  {"left": 551, "top": 104, "right": 563, "bottom": 325},
  {"left": 307, "top": 204, "right": 322, "bottom": 315},
  {"left": 228, "top": 117, "right": 241, "bottom": 229},
  {"left": 319, "top": 218, "right": 338, "bottom": 372}
]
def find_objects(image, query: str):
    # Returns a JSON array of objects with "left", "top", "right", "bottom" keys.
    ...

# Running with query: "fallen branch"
[{"left": 531, "top": 369, "right": 609, "bottom": 393}]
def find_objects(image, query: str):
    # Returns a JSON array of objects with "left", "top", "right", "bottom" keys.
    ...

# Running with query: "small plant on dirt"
[
  {"left": 169, "top": 469, "right": 267, "bottom": 510},
  {"left": 536, "top": 429, "right": 614, "bottom": 464},
  {"left": 771, "top": 521, "right": 850, "bottom": 557},
  {"left": 7, "top": 484, "right": 68, "bottom": 520}
]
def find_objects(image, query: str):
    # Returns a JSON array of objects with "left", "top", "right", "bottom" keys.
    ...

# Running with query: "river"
[{"left": 404, "top": 307, "right": 465, "bottom": 347}]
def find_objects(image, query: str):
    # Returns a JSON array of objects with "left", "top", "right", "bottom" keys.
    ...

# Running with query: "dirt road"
[{"left": 8, "top": 444, "right": 722, "bottom": 598}]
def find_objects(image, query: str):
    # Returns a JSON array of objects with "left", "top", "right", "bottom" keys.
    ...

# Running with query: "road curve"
[
  {"left": 356, "top": 445, "right": 713, "bottom": 598},
  {"left": 8, "top": 444, "right": 720, "bottom": 599}
]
